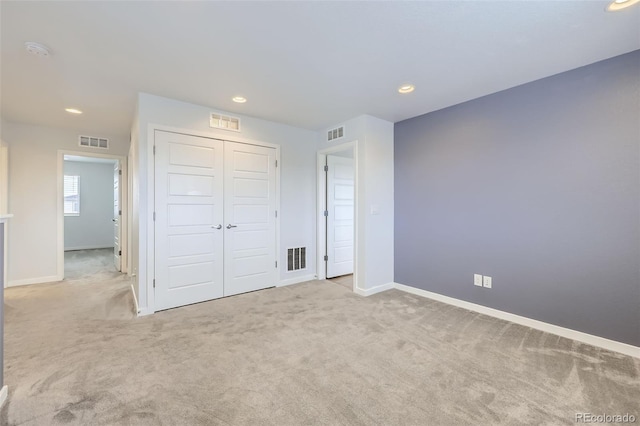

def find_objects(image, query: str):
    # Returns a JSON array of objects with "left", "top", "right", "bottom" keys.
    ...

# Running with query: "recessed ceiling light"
[
  {"left": 606, "top": 0, "right": 639, "bottom": 11},
  {"left": 232, "top": 96, "right": 247, "bottom": 103},
  {"left": 25, "top": 42, "right": 51, "bottom": 58},
  {"left": 398, "top": 84, "right": 415, "bottom": 94},
  {"left": 65, "top": 108, "right": 83, "bottom": 114}
]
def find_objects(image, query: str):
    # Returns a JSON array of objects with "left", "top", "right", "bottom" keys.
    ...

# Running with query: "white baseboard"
[
  {"left": 7, "top": 275, "right": 61, "bottom": 287},
  {"left": 136, "top": 307, "right": 153, "bottom": 317},
  {"left": 277, "top": 274, "right": 316, "bottom": 287},
  {"left": 354, "top": 282, "right": 394, "bottom": 297},
  {"left": 64, "top": 245, "right": 113, "bottom": 251},
  {"left": 393, "top": 282, "right": 640, "bottom": 359},
  {"left": 130, "top": 283, "right": 139, "bottom": 315},
  {"left": 0, "top": 385, "right": 7, "bottom": 408}
]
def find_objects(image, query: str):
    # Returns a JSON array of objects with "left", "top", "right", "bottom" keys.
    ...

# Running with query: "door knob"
[
  {"left": 226, "top": 224, "right": 237, "bottom": 229},
  {"left": 211, "top": 224, "right": 222, "bottom": 229}
]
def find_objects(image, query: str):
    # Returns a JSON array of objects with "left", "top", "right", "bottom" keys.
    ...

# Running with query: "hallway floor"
[{"left": 64, "top": 248, "right": 119, "bottom": 281}]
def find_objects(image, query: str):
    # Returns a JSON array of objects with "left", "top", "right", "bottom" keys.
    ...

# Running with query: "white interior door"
[
  {"left": 223, "top": 141, "right": 277, "bottom": 297},
  {"left": 113, "top": 161, "right": 121, "bottom": 271},
  {"left": 155, "top": 131, "right": 224, "bottom": 311},
  {"left": 326, "top": 155, "right": 354, "bottom": 278}
]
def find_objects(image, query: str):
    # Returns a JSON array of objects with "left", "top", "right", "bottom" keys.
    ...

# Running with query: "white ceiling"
[{"left": 1, "top": 1, "right": 639, "bottom": 136}]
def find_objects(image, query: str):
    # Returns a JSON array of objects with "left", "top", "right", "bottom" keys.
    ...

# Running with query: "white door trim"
[
  {"left": 57, "top": 150, "right": 128, "bottom": 280},
  {"left": 316, "top": 141, "right": 359, "bottom": 292},
  {"left": 146, "top": 123, "right": 281, "bottom": 314}
]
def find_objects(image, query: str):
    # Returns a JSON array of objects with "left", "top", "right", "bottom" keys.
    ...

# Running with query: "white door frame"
[
  {"left": 316, "top": 141, "right": 359, "bottom": 291},
  {"left": 57, "top": 150, "right": 128, "bottom": 280},
  {"left": 146, "top": 124, "right": 281, "bottom": 314}
]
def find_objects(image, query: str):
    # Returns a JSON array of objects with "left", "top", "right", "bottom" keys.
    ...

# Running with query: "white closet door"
[
  {"left": 155, "top": 131, "right": 224, "bottom": 311},
  {"left": 223, "top": 141, "right": 277, "bottom": 296},
  {"left": 326, "top": 155, "right": 354, "bottom": 278}
]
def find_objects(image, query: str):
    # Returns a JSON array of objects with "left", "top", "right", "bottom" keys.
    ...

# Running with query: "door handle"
[
  {"left": 211, "top": 224, "right": 222, "bottom": 229},
  {"left": 226, "top": 224, "right": 237, "bottom": 229},
  {"left": 112, "top": 219, "right": 117, "bottom": 222}
]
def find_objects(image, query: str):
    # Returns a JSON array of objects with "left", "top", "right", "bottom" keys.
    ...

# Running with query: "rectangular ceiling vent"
[
  {"left": 287, "top": 247, "right": 306, "bottom": 271},
  {"left": 210, "top": 113, "right": 241, "bottom": 132},
  {"left": 79, "top": 135, "right": 109, "bottom": 149},
  {"left": 327, "top": 125, "right": 345, "bottom": 142}
]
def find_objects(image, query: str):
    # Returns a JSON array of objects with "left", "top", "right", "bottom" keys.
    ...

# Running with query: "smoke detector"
[{"left": 25, "top": 42, "right": 51, "bottom": 58}]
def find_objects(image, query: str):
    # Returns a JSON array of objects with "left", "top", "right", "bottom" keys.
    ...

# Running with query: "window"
[{"left": 64, "top": 175, "right": 80, "bottom": 216}]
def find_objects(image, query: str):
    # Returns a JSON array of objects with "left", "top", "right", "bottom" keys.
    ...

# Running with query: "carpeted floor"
[{"left": 2, "top": 250, "right": 639, "bottom": 425}]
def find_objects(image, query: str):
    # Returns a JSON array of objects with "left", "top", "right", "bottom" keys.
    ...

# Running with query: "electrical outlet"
[
  {"left": 483, "top": 276, "right": 492, "bottom": 289},
  {"left": 474, "top": 274, "right": 483, "bottom": 287}
]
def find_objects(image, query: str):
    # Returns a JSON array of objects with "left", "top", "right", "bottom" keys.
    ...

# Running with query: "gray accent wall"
[{"left": 394, "top": 50, "right": 640, "bottom": 346}]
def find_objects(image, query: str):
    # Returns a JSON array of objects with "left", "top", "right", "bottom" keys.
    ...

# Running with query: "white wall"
[
  {"left": 318, "top": 115, "right": 394, "bottom": 293},
  {"left": 0, "top": 128, "right": 9, "bottom": 289},
  {"left": 1, "top": 122, "right": 129, "bottom": 286},
  {"left": 132, "top": 93, "right": 318, "bottom": 314},
  {"left": 63, "top": 160, "right": 116, "bottom": 251}
]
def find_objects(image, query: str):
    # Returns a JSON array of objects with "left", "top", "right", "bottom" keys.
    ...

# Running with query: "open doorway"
[
  {"left": 58, "top": 152, "right": 127, "bottom": 281},
  {"left": 317, "top": 142, "right": 357, "bottom": 292}
]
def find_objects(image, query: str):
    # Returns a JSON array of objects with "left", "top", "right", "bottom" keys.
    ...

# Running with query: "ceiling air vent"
[
  {"left": 79, "top": 135, "right": 109, "bottom": 149},
  {"left": 327, "top": 126, "right": 345, "bottom": 142},
  {"left": 287, "top": 247, "right": 306, "bottom": 271},
  {"left": 210, "top": 113, "right": 241, "bottom": 132}
]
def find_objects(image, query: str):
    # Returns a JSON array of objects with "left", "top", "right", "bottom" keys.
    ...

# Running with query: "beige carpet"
[{"left": 2, "top": 250, "right": 639, "bottom": 425}]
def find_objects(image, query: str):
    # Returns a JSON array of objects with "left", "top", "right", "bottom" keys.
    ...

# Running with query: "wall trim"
[
  {"left": 316, "top": 141, "right": 360, "bottom": 287},
  {"left": 277, "top": 274, "right": 316, "bottom": 288},
  {"left": 393, "top": 282, "right": 640, "bottom": 359},
  {"left": 57, "top": 150, "right": 128, "bottom": 281},
  {"left": 130, "top": 283, "right": 139, "bottom": 315},
  {"left": 136, "top": 307, "right": 153, "bottom": 317},
  {"left": 0, "top": 385, "right": 7, "bottom": 408},
  {"left": 65, "top": 245, "right": 114, "bottom": 252},
  {"left": 7, "top": 275, "right": 60, "bottom": 287},
  {"left": 355, "top": 282, "right": 394, "bottom": 297}
]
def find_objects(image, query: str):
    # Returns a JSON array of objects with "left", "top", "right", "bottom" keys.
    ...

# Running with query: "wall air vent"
[
  {"left": 287, "top": 247, "right": 306, "bottom": 271},
  {"left": 327, "top": 125, "right": 345, "bottom": 142},
  {"left": 210, "top": 113, "right": 241, "bottom": 132},
  {"left": 79, "top": 135, "right": 109, "bottom": 149}
]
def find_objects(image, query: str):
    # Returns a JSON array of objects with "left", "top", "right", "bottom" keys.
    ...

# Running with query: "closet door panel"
[
  {"left": 154, "top": 131, "right": 224, "bottom": 311},
  {"left": 223, "top": 142, "right": 277, "bottom": 297}
]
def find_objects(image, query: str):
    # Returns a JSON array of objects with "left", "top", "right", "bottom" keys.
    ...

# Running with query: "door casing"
[
  {"left": 145, "top": 124, "right": 281, "bottom": 314},
  {"left": 316, "top": 141, "right": 359, "bottom": 291},
  {"left": 57, "top": 150, "right": 128, "bottom": 280}
]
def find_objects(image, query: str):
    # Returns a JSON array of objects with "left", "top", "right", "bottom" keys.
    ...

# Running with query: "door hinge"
[
  {"left": 324, "top": 255, "right": 328, "bottom": 262},
  {"left": 119, "top": 210, "right": 122, "bottom": 216},
  {"left": 275, "top": 261, "right": 278, "bottom": 268},
  {"left": 118, "top": 250, "right": 122, "bottom": 256},
  {"left": 324, "top": 165, "right": 328, "bottom": 172},
  {"left": 323, "top": 210, "right": 328, "bottom": 217},
  {"left": 153, "top": 145, "right": 156, "bottom": 155},
  {"left": 118, "top": 169, "right": 122, "bottom": 176},
  {"left": 275, "top": 160, "right": 278, "bottom": 168},
  {"left": 153, "top": 279, "right": 156, "bottom": 288},
  {"left": 275, "top": 210, "right": 278, "bottom": 218},
  {"left": 153, "top": 212, "right": 156, "bottom": 221}
]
